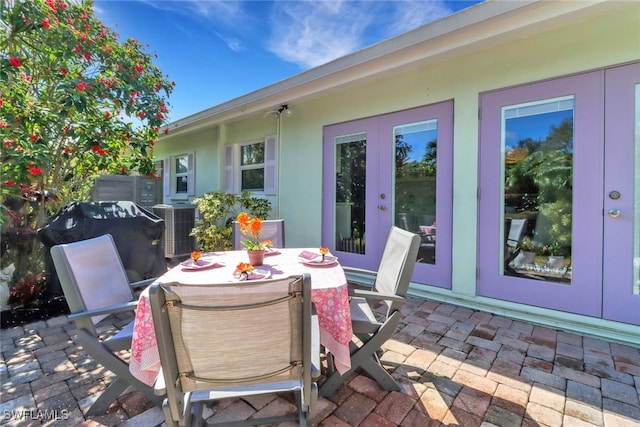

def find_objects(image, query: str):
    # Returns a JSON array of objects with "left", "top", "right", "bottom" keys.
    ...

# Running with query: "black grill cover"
[{"left": 39, "top": 201, "right": 166, "bottom": 296}]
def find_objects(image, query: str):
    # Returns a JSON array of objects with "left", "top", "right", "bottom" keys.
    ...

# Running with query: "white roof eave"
[{"left": 163, "top": 0, "right": 624, "bottom": 137}]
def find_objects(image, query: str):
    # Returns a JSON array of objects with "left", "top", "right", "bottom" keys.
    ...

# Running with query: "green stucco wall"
[{"left": 154, "top": 4, "right": 640, "bottom": 343}]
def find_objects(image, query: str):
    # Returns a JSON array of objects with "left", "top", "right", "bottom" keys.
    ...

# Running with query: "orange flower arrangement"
[
  {"left": 191, "top": 250, "right": 202, "bottom": 261},
  {"left": 236, "top": 212, "right": 267, "bottom": 250},
  {"left": 235, "top": 262, "right": 255, "bottom": 279},
  {"left": 319, "top": 247, "right": 329, "bottom": 261}
]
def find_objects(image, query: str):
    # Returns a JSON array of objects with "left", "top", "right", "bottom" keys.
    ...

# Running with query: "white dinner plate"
[{"left": 298, "top": 256, "right": 339, "bottom": 267}]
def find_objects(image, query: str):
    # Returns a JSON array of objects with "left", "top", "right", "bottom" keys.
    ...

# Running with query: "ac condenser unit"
[{"left": 152, "top": 204, "right": 196, "bottom": 258}]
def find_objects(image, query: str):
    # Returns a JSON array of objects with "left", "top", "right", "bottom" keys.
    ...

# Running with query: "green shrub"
[{"left": 190, "top": 191, "right": 271, "bottom": 251}]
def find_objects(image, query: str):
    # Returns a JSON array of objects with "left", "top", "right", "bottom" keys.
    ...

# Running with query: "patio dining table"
[{"left": 129, "top": 248, "right": 353, "bottom": 387}]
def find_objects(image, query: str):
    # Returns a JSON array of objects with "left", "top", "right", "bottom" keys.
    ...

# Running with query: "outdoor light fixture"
[{"left": 264, "top": 104, "right": 293, "bottom": 118}]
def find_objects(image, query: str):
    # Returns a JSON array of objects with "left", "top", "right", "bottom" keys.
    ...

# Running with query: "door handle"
[
  {"left": 378, "top": 204, "right": 387, "bottom": 211},
  {"left": 608, "top": 208, "right": 621, "bottom": 218}
]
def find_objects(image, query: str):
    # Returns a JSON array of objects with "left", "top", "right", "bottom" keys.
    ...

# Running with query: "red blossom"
[
  {"left": 104, "top": 111, "right": 111, "bottom": 118},
  {"left": 63, "top": 147, "right": 72, "bottom": 154},
  {"left": 0, "top": 98, "right": 3, "bottom": 107},
  {"left": 59, "top": 67, "right": 68, "bottom": 75},
  {"left": 164, "top": 127, "right": 170, "bottom": 135},
  {"left": 83, "top": 53, "right": 91, "bottom": 61},
  {"left": 28, "top": 164, "right": 43, "bottom": 175},
  {"left": 147, "top": 172, "right": 154, "bottom": 178},
  {"left": 135, "top": 64, "right": 143, "bottom": 73},
  {"left": 42, "top": 18, "right": 51, "bottom": 29},
  {"left": 0, "top": 121, "right": 7, "bottom": 129},
  {"left": 138, "top": 111, "right": 145, "bottom": 118},
  {"left": 4, "top": 140, "right": 11, "bottom": 147},
  {"left": 5, "top": 180, "right": 16, "bottom": 187},
  {"left": 90, "top": 145, "right": 108, "bottom": 155},
  {"left": 156, "top": 113, "right": 164, "bottom": 119},
  {"left": 45, "top": 0, "right": 57, "bottom": 13},
  {"left": 9, "top": 56, "right": 22, "bottom": 67},
  {"left": 77, "top": 81, "right": 87, "bottom": 91},
  {"left": 30, "top": 134, "right": 39, "bottom": 141}
]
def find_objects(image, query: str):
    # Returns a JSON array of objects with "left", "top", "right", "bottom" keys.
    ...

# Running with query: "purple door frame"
[
  {"left": 322, "top": 101, "right": 454, "bottom": 288},
  {"left": 478, "top": 63, "right": 640, "bottom": 326}
]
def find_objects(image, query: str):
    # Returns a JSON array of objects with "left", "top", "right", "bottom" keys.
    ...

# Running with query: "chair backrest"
[
  {"left": 232, "top": 219, "right": 285, "bottom": 250},
  {"left": 150, "top": 274, "right": 313, "bottom": 422},
  {"left": 506, "top": 218, "right": 527, "bottom": 248},
  {"left": 373, "top": 226, "right": 421, "bottom": 315},
  {"left": 50, "top": 234, "right": 134, "bottom": 334}
]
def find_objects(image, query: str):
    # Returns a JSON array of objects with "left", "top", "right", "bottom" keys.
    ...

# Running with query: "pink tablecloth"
[{"left": 129, "top": 248, "right": 353, "bottom": 386}]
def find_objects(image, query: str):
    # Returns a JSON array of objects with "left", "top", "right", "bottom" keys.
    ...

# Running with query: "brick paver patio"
[{"left": 1, "top": 296, "right": 639, "bottom": 426}]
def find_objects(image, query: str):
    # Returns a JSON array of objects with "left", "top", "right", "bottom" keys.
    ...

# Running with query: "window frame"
[
  {"left": 224, "top": 134, "right": 277, "bottom": 195},
  {"left": 163, "top": 152, "right": 195, "bottom": 199}
]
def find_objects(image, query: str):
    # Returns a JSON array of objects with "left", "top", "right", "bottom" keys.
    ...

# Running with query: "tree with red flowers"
[{"left": 0, "top": 0, "right": 173, "bottom": 297}]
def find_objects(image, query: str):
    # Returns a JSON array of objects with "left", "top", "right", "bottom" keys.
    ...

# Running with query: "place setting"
[
  {"left": 297, "top": 247, "right": 339, "bottom": 267},
  {"left": 180, "top": 250, "right": 225, "bottom": 271}
]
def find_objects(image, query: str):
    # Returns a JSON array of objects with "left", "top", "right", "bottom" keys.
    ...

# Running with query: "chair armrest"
[
  {"left": 349, "top": 288, "right": 405, "bottom": 304},
  {"left": 341, "top": 266, "right": 377, "bottom": 288},
  {"left": 130, "top": 277, "right": 157, "bottom": 290},
  {"left": 68, "top": 300, "right": 138, "bottom": 321}
]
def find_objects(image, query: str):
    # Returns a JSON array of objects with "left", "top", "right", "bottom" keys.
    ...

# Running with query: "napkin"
[
  {"left": 298, "top": 250, "right": 320, "bottom": 260},
  {"left": 238, "top": 271, "right": 266, "bottom": 280},
  {"left": 265, "top": 248, "right": 281, "bottom": 256}
]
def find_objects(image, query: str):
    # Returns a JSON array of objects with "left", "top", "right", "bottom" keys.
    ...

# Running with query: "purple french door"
[
  {"left": 478, "top": 63, "right": 640, "bottom": 325},
  {"left": 322, "top": 101, "right": 454, "bottom": 288}
]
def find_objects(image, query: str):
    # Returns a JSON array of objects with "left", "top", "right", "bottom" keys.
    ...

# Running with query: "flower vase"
[{"left": 247, "top": 250, "right": 265, "bottom": 266}]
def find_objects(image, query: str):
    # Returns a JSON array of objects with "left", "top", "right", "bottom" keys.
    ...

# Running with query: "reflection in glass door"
[
  {"left": 334, "top": 133, "right": 367, "bottom": 255},
  {"left": 502, "top": 97, "right": 574, "bottom": 283},
  {"left": 394, "top": 120, "right": 438, "bottom": 265}
]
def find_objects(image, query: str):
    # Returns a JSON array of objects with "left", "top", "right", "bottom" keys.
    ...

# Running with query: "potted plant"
[
  {"left": 236, "top": 212, "right": 270, "bottom": 266},
  {"left": 541, "top": 241, "right": 566, "bottom": 269},
  {"left": 515, "top": 237, "right": 536, "bottom": 265}
]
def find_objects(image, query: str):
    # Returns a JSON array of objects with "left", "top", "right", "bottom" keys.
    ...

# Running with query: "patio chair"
[
  {"left": 232, "top": 219, "right": 285, "bottom": 250},
  {"left": 320, "top": 226, "right": 420, "bottom": 397},
  {"left": 149, "top": 274, "right": 318, "bottom": 427},
  {"left": 50, "top": 234, "right": 162, "bottom": 416},
  {"left": 504, "top": 218, "right": 528, "bottom": 273}
]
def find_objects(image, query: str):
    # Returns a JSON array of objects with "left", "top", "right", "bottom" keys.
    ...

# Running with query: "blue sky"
[{"left": 94, "top": 1, "right": 483, "bottom": 122}]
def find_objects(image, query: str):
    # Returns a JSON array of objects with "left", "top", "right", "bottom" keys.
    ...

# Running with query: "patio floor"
[{"left": 1, "top": 295, "right": 639, "bottom": 426}]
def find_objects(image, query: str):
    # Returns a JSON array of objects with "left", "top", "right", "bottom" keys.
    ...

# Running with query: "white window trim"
[
  {"left": 224, "top": 134, "right": 277, "bottom": 195},
  {"left": 164, "top": 152, "right": 195, "bottom": 199}
]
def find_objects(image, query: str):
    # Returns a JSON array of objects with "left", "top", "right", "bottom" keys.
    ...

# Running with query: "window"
[
  {"left": 163, "top": 152, "right": 195, "bottom": 198},
  {"left": 240, "top": 142, "right": 265, "bottom": 191},
  {"left": 224, "top": 134, "right": 277, "bottom": 195}
]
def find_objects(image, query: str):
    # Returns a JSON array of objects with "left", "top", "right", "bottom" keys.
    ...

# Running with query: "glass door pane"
[
  {"left": 334, "top": 133, "right": 367, "bottom": 254},
  {"left": 502, "top": 97, "right": 574, "bottom": 284},
  {"left": 394, "top": 120, "right": 438, "bottom": 264}
]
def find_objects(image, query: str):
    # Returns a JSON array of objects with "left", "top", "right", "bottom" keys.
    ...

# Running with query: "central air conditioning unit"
[{"left": 152, "top": 204, "right": 196, "bottom": 258}]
